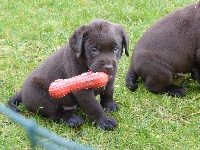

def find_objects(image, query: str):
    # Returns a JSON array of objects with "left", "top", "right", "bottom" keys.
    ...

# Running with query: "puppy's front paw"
[
  {"left": 61, "top": 114, "right": 84, "bottom": 127},
  {"left": 96, "top": 116, "right": 117, "bottom": 130},
  {"left": 101, "top": 101, "right": 119, "bottom": 112}
]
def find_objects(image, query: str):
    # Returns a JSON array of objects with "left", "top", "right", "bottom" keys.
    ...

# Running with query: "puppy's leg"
[
  {"left": 73, "top": 90, "right": 117, "bottom": 130},
  {"left": 22, "top": 86, "right": 84, "bottom": 127},
  {"left": 100, "top": 77, "right": 119, "bottom": 112},
  {"left": 159, "top": 84, "right": 186, "bottom": 96},
  {"left": 125, "top": 65, "right": 139, "bottom": 92},
  {"left": 191, "top": 67, "right": 200, "bottom": 81},
  {"left": 8, "top": 91, "right": 22, "bottom": 112},
  {"left": 193, "top": 49, "right": 200, "bottom": 83},
  {"left": 59, "top": 110, "right": 84, "bottom": 127},
  {"left": 145, "top": 70, "right": 186, "bottom": 97}
]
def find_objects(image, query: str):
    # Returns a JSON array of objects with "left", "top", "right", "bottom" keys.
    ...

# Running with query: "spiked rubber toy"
[{"left": 49, "top": 71, "right": 109, "bottom": 98}]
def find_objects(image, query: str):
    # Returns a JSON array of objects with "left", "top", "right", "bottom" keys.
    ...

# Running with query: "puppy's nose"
[{"left": 103, "top": 65, "right": 113, "bottom": 72}]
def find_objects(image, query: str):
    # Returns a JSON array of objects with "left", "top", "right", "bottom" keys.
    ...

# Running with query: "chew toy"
[{"left": 49, "top": 71, "right": 109, "bottom": 98}]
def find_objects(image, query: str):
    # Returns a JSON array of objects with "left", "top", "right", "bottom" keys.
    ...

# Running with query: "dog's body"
[
  {"left": 8, "top": 19, "right": 129, "bottom": 130},
  {"left": 126, "top": 2, "right": 200, "bottom": 96}
]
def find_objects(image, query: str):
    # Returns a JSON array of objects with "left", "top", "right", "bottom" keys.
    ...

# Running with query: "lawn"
[{"left": 0, "top": 0, "right": 199, "bottom": 149}]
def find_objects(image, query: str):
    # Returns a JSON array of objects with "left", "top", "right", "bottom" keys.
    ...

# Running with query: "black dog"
[
  {"left": 8, "top": 19, "right": 129, "bottom": 130},
  {"left": 126, "top": 2, "right": 200, "bottom": 96}
]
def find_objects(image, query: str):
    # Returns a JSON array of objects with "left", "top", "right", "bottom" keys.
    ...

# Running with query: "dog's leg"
[
  {"left": 8, "top": 91, "right": 22, "bottom": 112},
  {"left": 73, "top": 90, "right": 117, "bottom": 130},
  {"left": 145, "top": 72, "right": 186, "bottom": 97},
  {"left": 22, "top": 86, "right": 84, "bottom": 127},
  {"left": 134, "top": 54, "right": 186, "bottom": 96},
  {"left": 125, "top": 65, "right": 139, "bottom": 92},
  {"left": 191, "top": 67, "right": 200, "bottom": 81},
  {"left": 100, "top": 77, "right": 119, "bottom": 112},
  {"left": 59, "top": 110, "right": 84, "bottom": 127},
  {"left": 159, "top": 84, "right": 186, "bottom": 97},
  {"left": 193, "top": 49, "right": 200, "bottom": 83}
]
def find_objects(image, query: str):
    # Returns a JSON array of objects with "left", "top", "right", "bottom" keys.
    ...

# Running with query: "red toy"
[{"left": 49, "top": 71, "right": 109, "bottom": 98}]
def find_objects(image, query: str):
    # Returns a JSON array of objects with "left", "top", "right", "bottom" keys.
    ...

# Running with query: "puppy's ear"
[
  {"left": 69, "top": 25, "right": 87, "bottom": 58},
  {"left": 119, "top": 25, "right": 129, "bottom": 57}
]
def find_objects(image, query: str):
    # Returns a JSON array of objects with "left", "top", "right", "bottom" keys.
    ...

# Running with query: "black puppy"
[
  {"left": 8, "top": 19, "right": 129, "bottom": 130},
  {"left": 126, "top": 2, "right": 200, "bottom": 96}
]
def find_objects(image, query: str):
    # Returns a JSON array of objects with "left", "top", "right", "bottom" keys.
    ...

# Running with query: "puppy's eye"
[
  {"left": 114, "top": 45, "right": 119, "bottom": 52},
  {"left": 91, "top": 47, "right": 99, "bottom": 53}
]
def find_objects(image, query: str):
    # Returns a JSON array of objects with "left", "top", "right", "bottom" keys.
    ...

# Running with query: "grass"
[{"left": 0, "top": 0, "right": 199, "bottom": 149}]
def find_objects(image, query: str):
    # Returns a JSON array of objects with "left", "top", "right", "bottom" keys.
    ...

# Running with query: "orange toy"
[{"left": 49, "top": 72, "right": 109, "bottom": 98}]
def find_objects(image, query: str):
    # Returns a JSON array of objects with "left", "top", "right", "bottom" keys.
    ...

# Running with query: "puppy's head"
[{"left": 69, "top": 19, "right": 129, "bottom": 77}]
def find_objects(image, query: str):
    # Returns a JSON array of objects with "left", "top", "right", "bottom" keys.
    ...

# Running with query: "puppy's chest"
[{"left": 94, "top": 87, "right": 105, "bottom": 96}]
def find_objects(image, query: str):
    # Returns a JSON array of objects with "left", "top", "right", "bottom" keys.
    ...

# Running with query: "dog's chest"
[{"left": 94, "top": 87, "right": 105, "bottom": 96}]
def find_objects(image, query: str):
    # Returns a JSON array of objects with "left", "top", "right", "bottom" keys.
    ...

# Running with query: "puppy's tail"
[
  {"left": 125, "top": 68, "right": 138, "bottom": 92},
  {"left": 7, "top": 91, "right": 22, "bottom": 112}
]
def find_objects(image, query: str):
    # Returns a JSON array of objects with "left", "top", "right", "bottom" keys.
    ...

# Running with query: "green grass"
[{"left": 0, "top": 0, "right": 199, "bottom": 149}]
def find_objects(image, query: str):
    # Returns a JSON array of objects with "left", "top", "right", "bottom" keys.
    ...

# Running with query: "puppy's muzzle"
[
  {"left": 103, "top": 64, "right": 113, "bottom": 74},
  {"left": 98, "top": 60, "right": 115, "bottom": 74}
]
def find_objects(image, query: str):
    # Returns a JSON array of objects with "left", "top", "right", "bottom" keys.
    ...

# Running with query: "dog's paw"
[
  {"left": 162, "top": 84, "right": 186, "bottom": 97},
  {"left": 126, "top": 83, "right": 138, "bottom": 92},
  {"left": 125, "top": 73, "right": 138, "bottom": 92},
  {"left": 61, "top": 114, "right": 84, "bottom": 127},
  {"left": 101, "top": 101, "right": 119, "bottom": 112},
  {"left": 96, "top": 116, "right": 117, "bottom": 130},
  {"left": 167, "top": 87, "right": 186, "bottom": 97}
]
